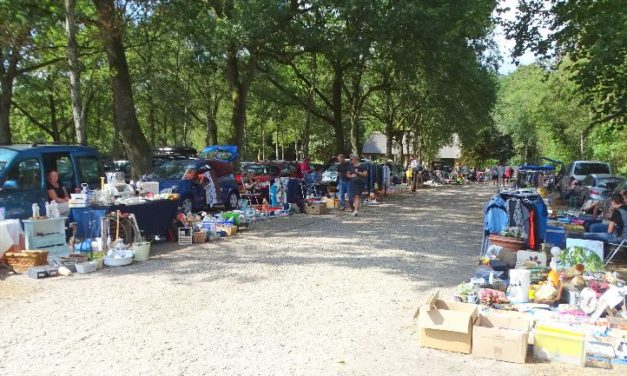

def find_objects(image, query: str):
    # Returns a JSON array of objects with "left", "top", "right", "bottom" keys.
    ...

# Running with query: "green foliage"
[
  {"left": 495, "top": 62, "right": 626, "bottom": 173},
  {"left": 507, "top": 0, "right": 626, "bottom": 127}
]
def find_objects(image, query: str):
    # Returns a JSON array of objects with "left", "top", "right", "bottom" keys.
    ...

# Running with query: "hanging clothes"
[
  {"left": 528, "top": 208, "right": 536, "bottom": 250},
  {"left": 203, "top": 171, "right": 218, "bottom": 208},
  {"left": 484, "top": 196, "right": 509, "bottom": 234}
]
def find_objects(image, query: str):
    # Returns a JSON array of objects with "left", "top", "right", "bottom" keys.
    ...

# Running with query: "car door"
[
  {"left": 0, "top": 157, "right": 45, "bottom": 219},
  {"left": 42, "top": 152, "right": 75, "bottom": 193}
]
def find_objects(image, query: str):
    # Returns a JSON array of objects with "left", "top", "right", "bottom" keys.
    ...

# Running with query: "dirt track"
[{"left": 0, "top": 185, "right": 622, "bottom": 375}]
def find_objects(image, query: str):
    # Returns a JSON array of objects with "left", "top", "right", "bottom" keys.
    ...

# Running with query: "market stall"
[{"left": 420, "top": 186, "right": 627, "bottom": 368}]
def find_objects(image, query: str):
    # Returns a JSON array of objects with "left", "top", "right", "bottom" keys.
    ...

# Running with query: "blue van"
[{"left": 0, "top": 144, "right": 102, "bottom": 219}]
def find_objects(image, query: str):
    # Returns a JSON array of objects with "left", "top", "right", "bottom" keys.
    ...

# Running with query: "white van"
[{"left": 558, "top": 160, "right": 612, "bottom": 196}]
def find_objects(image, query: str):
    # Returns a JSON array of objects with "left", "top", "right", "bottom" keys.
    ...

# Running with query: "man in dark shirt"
[
  {"left": 336, "top": 154, "right": 352, "bottom": 211},
  {"left": 584, "top": 193, "right": 627, "bottom": 244}
]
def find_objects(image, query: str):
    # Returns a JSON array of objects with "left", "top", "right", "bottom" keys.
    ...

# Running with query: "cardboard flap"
[
  {"left": 419, "top": 307, "right": 474, "bottom": 334},
  {"left": 413, "top": 291, "right": 439, "bottom": 319}
]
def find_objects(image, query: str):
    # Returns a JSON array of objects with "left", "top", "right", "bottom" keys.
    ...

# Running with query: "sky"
[{"left": 494, "top": 0, "right": 537, "bottom": 74}]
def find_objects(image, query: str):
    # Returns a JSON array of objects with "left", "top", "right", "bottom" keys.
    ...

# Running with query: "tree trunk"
[
  {"left": 64, "top": 0, "right": 86, "bottom": 145},
  {"left": 332, "top": 64, "right": 344, "bottom": 155},
  {"left": 0, "top": 77, "right": 13, "bottom": 144},
  {"left": 94, "top": 0, "right": 151, "bottom": 178},
  {"left": 225, "top": 47, "right": 255, "bottom": 159},
  {"left": 205, "top": 94, "right": 219, "bottom": 146}
]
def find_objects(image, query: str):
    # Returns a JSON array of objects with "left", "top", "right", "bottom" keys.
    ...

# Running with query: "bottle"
[
  {"left": 261, "top": 199, "right": 269, "bottom": 214},
  {"left": 32, "top": 203, "right": 40, "bottom": 219},
  {"left": 45, "top": 202, "right": 51, "bottom": 218}
]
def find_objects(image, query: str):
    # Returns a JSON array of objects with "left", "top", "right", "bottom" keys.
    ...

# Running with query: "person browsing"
[
  {"left": 336, "top": 154, "right": 352, "bottom": 211},
  {"left": 347, "top": 154, "right": 368, "bottom": 217}
]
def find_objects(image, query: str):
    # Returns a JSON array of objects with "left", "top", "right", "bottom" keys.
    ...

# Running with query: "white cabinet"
[{"left": 22, "top": 217, "right": 69, "bottom": 257}]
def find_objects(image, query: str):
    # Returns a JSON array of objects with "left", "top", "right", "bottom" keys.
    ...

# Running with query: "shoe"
[
  {"left": 352, "top": 211, "right": 358, "bottom": 217},
  {"left": 340, "top": 206, "right": 345, "bottom": 211}
]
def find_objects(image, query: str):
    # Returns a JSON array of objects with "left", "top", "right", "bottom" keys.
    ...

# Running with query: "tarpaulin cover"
[
  {"left": 518, "top": 164, "right": 556, "bottom": 171},
  {"left": 200, "top": 145, "right": 239, "bottom": 162}
]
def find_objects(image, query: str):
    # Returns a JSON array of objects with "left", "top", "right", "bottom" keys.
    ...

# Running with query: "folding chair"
[{"left": 604, "top": 238, "right": 626, "bottom": 267}]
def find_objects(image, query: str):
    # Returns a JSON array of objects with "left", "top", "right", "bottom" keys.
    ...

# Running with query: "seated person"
[
  {"left": 583, "top": 193, "right": 627, "bottom": 245},
  {"left": 46, "top": 170, "right": 69, "bottom": 203}
]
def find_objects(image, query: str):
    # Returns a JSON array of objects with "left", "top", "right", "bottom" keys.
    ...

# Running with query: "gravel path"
[{"left": 0, "top": 185, "right": 622, "bottom": 375}]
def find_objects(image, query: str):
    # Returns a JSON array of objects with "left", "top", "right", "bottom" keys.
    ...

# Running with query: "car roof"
[
  {"left": 572, "top": 160, "right": 610, "bottom": 164},
  {"left": 587, "top": 173, "right": 619, "bottom": 179},
  {"left": 0, "top": 144, "right": 98, "bottom": 154}
]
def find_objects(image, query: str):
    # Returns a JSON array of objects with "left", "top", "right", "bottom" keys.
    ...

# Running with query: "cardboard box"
[
  {"left": 415, "top": 292, "right": 478, "bottom": 353},
  {"left": 305, "top": 203, "right": 328, "bottom": 215},
  {"left": 325, "top": 198, "right": 339, "bottom": 209},
  {"left": 472, "top": 315, "right": 530, "bottom": 363},
  {"left": 216, "top": 224, "right": 237, "bottom": 236}
]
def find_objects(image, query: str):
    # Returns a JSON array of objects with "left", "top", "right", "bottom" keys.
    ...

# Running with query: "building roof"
[
  {"left": 362, "top": 132, "right": 461, "bottom": 159},
  {"left": 362, "top": 132, "right": 412, "bottom": 155}
]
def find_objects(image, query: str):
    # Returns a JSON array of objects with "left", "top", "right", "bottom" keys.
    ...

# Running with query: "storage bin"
[
  {"left": 75, "top": 261, "right": 97, "bottom": 274},
  {"left": 533, "top": 322, "right": 585, "bottom": 366}
]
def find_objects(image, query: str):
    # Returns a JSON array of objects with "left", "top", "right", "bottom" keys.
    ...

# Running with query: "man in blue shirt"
[{"left": 336, "top": 154, "right": 352, "bottom": 211}]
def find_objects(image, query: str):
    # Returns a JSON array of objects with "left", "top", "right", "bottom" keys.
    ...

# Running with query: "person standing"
[
  {"left": 491, "top": 165, "right": 498, "bottom": 186},
  {"left": 336, "top": 154, "right": 352, "bottom": 211},
  {"left": 497, "top": 163, "right": 505, "bottom": 188},
  {"left": 347, "top": 154, "right": 368, "bottom": 216}
]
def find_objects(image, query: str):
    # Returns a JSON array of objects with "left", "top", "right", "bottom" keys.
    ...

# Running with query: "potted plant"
[{"left": 489, "top": 227, "right": 527, "bottom": 252}]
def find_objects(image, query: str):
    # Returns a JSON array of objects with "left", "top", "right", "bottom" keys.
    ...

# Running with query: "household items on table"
[{"left": 432, "top": 223, "right": 627, "bottom": 368}]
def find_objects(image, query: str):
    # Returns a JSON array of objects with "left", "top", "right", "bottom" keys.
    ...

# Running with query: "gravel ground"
[{"left": 0, "top": 185, "right": 623, "bottom": 375}]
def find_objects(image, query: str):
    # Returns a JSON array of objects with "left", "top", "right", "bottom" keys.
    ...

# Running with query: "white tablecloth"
[{"left": 0, "top": 219, "right": 22, "bottom": 257}]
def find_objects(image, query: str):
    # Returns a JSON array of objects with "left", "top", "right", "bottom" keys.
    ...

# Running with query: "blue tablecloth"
[{"left": 69, "top": 200, "right": 179, "bottom": 239}]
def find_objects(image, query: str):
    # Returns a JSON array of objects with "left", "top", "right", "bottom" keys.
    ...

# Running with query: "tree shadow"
[{"left": 96, "top": 185, "right": 497, "bottom": 288}]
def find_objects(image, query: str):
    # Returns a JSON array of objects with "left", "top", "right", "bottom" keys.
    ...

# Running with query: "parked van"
[
  {"left": 0, "top": 144, "right": 103, "bottom": 219},
  {"left": 558, "top": 160, "right": 612, "bottom": 196}
]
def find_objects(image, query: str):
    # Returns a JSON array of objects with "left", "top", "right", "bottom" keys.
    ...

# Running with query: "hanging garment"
[
  {"left": 204, "top": 171, "right": 218, "bottom": 208},
  {"left": 484, "top": 196, "right": 509, "bottom": 234},
  {"left": 528, "top": 208, "right": 536, "bottom": 250}
]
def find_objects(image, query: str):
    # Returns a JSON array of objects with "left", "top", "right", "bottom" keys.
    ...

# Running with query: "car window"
[
  {"left": 0, "top": 148, "right": 17, "bottom": 173},
  {"left": 77, "top": 157, "right": 101, "bottom": 185},
  {"left": 574, "top": 163, "right": 610, "bottom": 176},
  {"left": 267, "top": 165, "right": 280, "bottom": 176},
  {"left": 147, "top": 161, "right": 196, "bottom": 180},
  {"left": 4, "top": 158, "right": 41, "bottom": 191},
  {"left": 244, "top": 164, "right": 266, "bottom": 176}
]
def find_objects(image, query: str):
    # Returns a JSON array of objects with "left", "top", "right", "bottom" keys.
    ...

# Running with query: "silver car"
[
  {"left": 321, "top": 163, "right": 339, "bottom": 185},
  {"left": 582, "top": 174, "right": 625, "bottom": 201}
]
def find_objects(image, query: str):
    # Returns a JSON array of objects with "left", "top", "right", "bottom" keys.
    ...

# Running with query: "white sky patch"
[{"left": 494, "top": 0, "right": 538, "bottom": 74}]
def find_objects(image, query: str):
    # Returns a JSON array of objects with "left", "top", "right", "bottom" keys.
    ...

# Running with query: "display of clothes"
[
  {"left": 203, "top": 171, "right": 218, "bottom": 208},
  {"left": 270, "top": 177, "right": 290, "bottom": 206},
  {"left": 516, "top": 170, "right": 547, "bottom": 188},
  {"left": 483, "top": 189, "right": 548, "bottom": 252}
]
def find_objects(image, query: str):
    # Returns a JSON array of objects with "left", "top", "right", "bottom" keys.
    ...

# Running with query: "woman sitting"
[
  {"left": 583, "top": 193, "right": 627, "bottom": 245},
  {"left": 46, "top": 170, "right": 69, "bottom": 203}
]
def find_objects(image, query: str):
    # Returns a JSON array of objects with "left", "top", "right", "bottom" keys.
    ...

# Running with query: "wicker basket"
[
  {"left": 193, "top": 231, "right": 207, "bottom": 243},
  {"left": 534, "top": 281, "right": 564, "bottom": 306},
  {"left": 5, "top": 250, "right": 49, "bottom": 273}
]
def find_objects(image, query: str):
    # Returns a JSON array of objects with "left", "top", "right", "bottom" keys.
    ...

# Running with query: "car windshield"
[
  {"left": 574, "top": 163, "right": 610, "bottom": 175},
  {"left": 244, "top": 164, "right": 267, "bottom": 176},
  {"left": 0, "top": 148, "right": 17, "bottom": 172},
  {"left": 147, "top": 160, "right": 197, "bottom": 180}
]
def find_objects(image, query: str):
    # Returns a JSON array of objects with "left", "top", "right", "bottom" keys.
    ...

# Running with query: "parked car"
[
  {"left": 145, "top": 159, "right": 240, "bottom": 213},
  {"left": 558, "top": 161, "right": 612, "bottom": 197},
  {"left": 0, "top": 144, "right": 103, "bottom": 219},
  {"left": 321, "top": 163, "right": 339, "bottom": 186},
  {"left": 582, "top": 174, "right": 625, "bottom": 201}
]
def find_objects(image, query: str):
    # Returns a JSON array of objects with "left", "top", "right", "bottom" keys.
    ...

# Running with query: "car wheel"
[
  {"left": 225, "top": 191, "right": 239, "bottom": 210},
  {"left": 181, "top": 196, "right": 193, "bottom": 214}
]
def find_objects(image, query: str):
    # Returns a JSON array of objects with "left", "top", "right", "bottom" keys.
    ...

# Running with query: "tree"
[
  {"left": 506, "top": 0, "right": 626, "bottom": 127},
  {"left": 93, "top": 0, "right": 151, "bottom": 177},
  {"left": 64, "top": 0, "right": 86, "bottom": 144}
]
